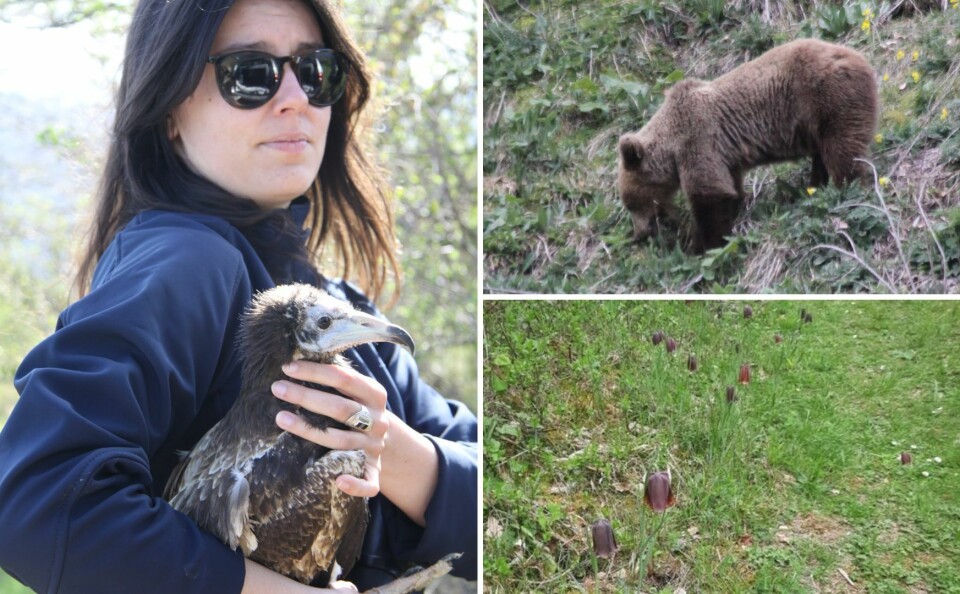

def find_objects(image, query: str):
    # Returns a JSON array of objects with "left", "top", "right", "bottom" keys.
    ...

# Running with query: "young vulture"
[{"left": 164, "top": 283, "right": 415, "bottom": 587}]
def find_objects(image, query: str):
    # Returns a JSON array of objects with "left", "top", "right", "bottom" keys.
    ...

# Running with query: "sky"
[{"left": 0, "top": 19, "right": 120, "bottom": 210}]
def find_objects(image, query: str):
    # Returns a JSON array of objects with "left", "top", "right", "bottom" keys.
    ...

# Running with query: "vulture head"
[{"left": 238, "top": 284, "right": 415, "bottom": 392}]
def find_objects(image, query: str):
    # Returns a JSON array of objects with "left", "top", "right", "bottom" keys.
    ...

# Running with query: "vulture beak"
[{"left": 312, "top": 309, "right": 416, "bottom": 356}]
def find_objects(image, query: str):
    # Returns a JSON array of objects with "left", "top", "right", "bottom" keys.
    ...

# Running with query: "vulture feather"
[{"left": 164, "top": 283, "right": 415, "bottom": 587}]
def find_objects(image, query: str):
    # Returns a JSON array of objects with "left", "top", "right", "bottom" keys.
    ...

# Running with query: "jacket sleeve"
[
  {"left": 0, "top": 225, "right": 251, "bottom": 594},
  {"left": 384, "top": 346, "right": 478, "bottom": 582}
]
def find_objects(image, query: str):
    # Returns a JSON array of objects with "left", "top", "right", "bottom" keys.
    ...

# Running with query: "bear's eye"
[{"left": 317, "top": 316, "right": 332, "bottom": 330}]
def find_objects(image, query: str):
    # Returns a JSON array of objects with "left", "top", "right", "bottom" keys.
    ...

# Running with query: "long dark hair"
[{"left": 76, "top": 0, "right": 399, "bottom": 302}]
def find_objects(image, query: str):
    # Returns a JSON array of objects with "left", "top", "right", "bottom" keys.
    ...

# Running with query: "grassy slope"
[
  {"left": 484, "top": 300, "right": 960, "bottom": 592},
  {"left": 483, "top": 0, "right": 960, "bottom": 293}
]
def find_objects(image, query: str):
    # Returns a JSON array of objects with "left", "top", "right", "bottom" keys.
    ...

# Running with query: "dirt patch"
[
  {"left": 776, "top": 511, "right": 851, "bottom": 545},
  {"left": 774, "top": 512, "right": 868, "bottom": 593},
  {"left": 483, "top": 174, "right": 517, "bottom": 196},
  {"left": 648, "top": 555, "right": 691, "bottom": 591},
  {"left": 817, "top": 559, "right": 867, "bottom": 594},
  {"left": 876, "top": 521, "right": 902, "bottom": 545}
]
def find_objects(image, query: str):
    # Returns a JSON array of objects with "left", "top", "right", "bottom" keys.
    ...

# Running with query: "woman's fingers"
[
  {"left": 281, "top": 361, "right": 387, "bottom": 409},
  {"left": 336, "top": 464, "right": 381, "bottom": 498},
  {"left": 271, "top": 381, "right": 368, "bottom": 426},
  {"left": 272, "top": 361, "right": 389, "bottom": 497},
  {"left": 275, "top": 411, "right": 384, "bottom": 454}
]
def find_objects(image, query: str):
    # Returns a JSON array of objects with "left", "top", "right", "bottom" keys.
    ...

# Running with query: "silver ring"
[{"left": 344, "top": 404, "right": 373, "bottom": 432}]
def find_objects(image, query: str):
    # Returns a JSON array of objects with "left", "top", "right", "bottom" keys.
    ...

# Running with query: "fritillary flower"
[
  {"left": 726, "top": 386, "right": 737, "bottom": 403},
  {"left": 643, "top": 471, "right": 676, "bottom": 512},
  {"left": 591, "top": 519, "right": 618, "bottom": 560},
  {"left": 739, "top": 363, "right": 751, "bottom": 384}
]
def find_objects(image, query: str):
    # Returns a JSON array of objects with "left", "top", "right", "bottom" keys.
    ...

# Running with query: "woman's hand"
[
  {"left": 271, "top": 360, "right": 440, "bottom": 525},
  {"left": 271, "top": 361, "right": 388, "bottom": 498}
]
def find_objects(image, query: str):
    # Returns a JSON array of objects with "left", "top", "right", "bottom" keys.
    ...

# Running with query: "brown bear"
[{"left": 618, "top": 38, "right": 878, "bottom": 252}]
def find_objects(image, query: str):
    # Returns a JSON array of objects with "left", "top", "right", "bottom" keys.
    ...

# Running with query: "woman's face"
[{"left": 169, "top": 0, "right": 330, "bottom": 210}]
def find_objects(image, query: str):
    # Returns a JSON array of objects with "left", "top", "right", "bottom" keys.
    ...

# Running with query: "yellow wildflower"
[
  {"left": 875, "top": 133, "right": 884, "bottom": 144},
  {"left": 883, "top": 72, "right": 889, "bottom": 82},
  {"left": 879, "top": 177, "right": 889, "bottom": 187},
  {"left": 912, "top": 51, "right": 920, "bottom": 61},
  {"left": 942, "top": 108, "right": 949, "bottom": 121},
  {"left": 896, "top": 50, "right": 905, "bottom": 60},
  {"left": 806, "top": 187, "right": 817, "bottom": 196},
  {"left": 912, "top": 71, "right": 920, "bottom": 83},
  {"left": 861, "top": 20, "right": 871, "bottom": 32}
]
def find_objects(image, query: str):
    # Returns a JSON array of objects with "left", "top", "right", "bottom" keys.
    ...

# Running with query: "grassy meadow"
[
  {"left": 483, "top": 1, "right": 960, "bottom": 293},
  {"left": 484, "top": 300, "right": 960, "bottom": 592}
]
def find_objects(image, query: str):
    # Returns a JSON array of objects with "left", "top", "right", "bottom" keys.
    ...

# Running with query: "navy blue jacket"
[{"left": 0, "top": 202, "right": 477, "bottom": 593}]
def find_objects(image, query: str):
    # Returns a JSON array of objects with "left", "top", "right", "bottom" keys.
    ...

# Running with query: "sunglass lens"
[
  {"left": 217, "top": 53, "right": 279, "bottom": 108},
  {"left": 298, "top": 51, "right": 347, "bottom": 107}
]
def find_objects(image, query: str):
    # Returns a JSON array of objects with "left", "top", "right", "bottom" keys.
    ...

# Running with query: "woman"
[{"left": 0, "top": 0, "right": 477, "bottom": 591}]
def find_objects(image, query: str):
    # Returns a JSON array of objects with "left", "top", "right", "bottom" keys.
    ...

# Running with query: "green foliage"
[
  {"left": 809, "top": 3, "right": 857, "bottom": 39},
  {"left": 0, "top": 0, "right": 130, "bottom": 29},
  {"left": 348, "top": 0, "right": 477, "bottom": 408},
  {"left": 36, "top": 125, "right": 81, "bottom": 150},
  {"left": 484, "top": 300, "right": 960, "bottom": 592},
  {"left": 684, "top": 0, "right": 727, "bottom": 31},
  {"left": 0, "top": 573, "right": 30, "bottom": 594},
  {"left": 733, "top": 14, "right": 778, "bottom": 54},
  {"left": 0, "top": 200, "right": 73, "bottom": 383},
  {"left": 941, "top": 129, "right": 960, "bottom": 170}
]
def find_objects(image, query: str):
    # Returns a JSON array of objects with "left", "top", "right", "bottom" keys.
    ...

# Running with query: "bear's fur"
[{"left": 618, "top": 39, "right": 878, "bottom": 252}]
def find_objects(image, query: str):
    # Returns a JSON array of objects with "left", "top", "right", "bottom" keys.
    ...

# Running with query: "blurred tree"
[{"left": 348, "top": 0, "right": 478, "bottom": 408}]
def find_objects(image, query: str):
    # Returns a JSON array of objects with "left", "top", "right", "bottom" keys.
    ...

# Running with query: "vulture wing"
[
  {"left": 165, "top": 420, "right": 278, "bottom": 554},
  {"left": 245, "top": 441, "right": 369, "bottom": 586}
]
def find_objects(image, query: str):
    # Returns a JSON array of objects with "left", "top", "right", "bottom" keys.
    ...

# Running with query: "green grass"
[
  {"left": 483, "top": 1, "right": 960, "bottom": 293},
  {"left": 484, "top": 300, "right": 960, "bottom": 592},
  {"left": 0, "top": 572, "right": 28, "bottom": 594}
]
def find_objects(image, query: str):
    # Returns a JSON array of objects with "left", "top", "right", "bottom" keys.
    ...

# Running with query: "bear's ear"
[{"left": 619, "top": 135, "right": 645, "bottom": 168}]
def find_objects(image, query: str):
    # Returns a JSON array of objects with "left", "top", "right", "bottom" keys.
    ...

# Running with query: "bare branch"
[{"left": 812, "top": 237, "right": 898, "bottom": 293}]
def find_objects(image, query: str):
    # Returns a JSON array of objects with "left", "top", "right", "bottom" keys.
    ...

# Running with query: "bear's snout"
[{"left": 630, "top": 210, "right": 657, "bottom": 242}]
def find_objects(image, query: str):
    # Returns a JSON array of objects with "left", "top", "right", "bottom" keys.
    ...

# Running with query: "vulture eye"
[{"left": 317, "top": 316, "right": 332, "bottom": 330}]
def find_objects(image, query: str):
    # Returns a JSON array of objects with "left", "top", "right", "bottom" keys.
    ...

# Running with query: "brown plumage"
[
  {"left": 618, "top": 38, "right": 878, "bottom": 252},
  {"left": 163, "top": 284, "right": 414, "bottom": 586}
]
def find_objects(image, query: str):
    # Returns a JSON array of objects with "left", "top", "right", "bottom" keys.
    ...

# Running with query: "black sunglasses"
[{"left": 206, "top": 49, "right": 348, "bottom": 109}]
